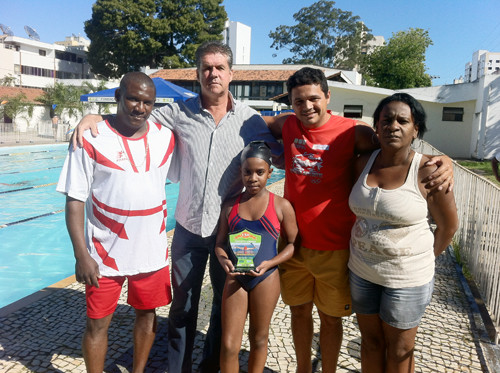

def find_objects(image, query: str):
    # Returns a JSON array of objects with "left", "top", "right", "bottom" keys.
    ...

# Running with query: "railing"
[
  {"left": 0, "top": 121, "right": 71, "bottom": 145},
  {"left": 413, "top": 139, "right": 500, "bottom": 344}
]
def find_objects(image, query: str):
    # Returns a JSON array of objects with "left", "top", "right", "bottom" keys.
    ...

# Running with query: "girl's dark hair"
[{"left": 373, "top": 93, "right": 427, "bottom": 139}]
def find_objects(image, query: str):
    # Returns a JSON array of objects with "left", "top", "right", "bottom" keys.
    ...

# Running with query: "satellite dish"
[
  {"left": 0, "top": 23, "right": 14, "bottom": 36},
  {"left": 24, "top": 25, "right": 40, "bottom": 41}
]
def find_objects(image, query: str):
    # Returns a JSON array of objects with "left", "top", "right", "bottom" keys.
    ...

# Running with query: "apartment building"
[
  {"left": 464, "top": 50, "right": 500, "bottom": 83},
  {"left": 0, "top": 33, "right": 97, "bottom": 89},
  {"left": 222, "top": 20, "right": 251, "bottom": 65}
]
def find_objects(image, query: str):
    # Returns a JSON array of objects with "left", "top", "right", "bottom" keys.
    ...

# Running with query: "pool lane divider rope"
[
  {"left": 0, "top": 149, "right": 63, "bottom": 157},
  {"left": 1, "top": 165, "right": 63, "bottom": 176},
  {"left": 0, "top": 209, "right": 64, "bottom": 228},
  {"left": 0, "top": 182, "right": 58, "bottom": 194}
]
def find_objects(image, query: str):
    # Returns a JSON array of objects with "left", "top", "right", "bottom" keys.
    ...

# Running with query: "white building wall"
[
  {"left": 362, "top": 35, "right": 385, "bottom": 54},
  {"left": 0, "top": 35, "right": 92, "bottom": 89},
  {"left": 326, "top": 83, "right": 392, "bottom": 125},
  {"left": 484, "top": 51, "right": 500, "bottom": 76},
  {"left": 326, "top": 76, "right": 500, "bottom": 159},
  {"left": 402, "top": 84, "right": 482, "bottom": 159},
  {"left": 469, "top": 50, "right": 484, "bottom": 82},
  {"left": 0, "top": 44, "right": 16, "bottom": 82},
  {"left": 424, "top": 100, "right": 476, "bottom": 158},
  {"left": 223, "top": 21, "right": 251, "bottom": 65},
  {"left": 327, "top": 84, "right": 474, "bottom": 159},
  {"left": 476, "top": 75, "right": 500, "bottom": 159},
  {"left": 464, "top": 62, "right": 472, "bottom": 82}
]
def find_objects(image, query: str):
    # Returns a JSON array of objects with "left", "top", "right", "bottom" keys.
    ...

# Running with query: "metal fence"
[
  {"left": 413, "top": 139, "right": 500, "bottom": 344},
  {"left": 0, "top": 121, "right": 71, "bottom": 145}
]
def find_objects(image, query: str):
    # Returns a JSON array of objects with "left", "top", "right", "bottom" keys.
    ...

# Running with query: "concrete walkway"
[{"left": 1, "top": 180, "right": 499, "bottom": 372}]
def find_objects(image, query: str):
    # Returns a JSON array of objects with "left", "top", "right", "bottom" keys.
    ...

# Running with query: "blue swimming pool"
[{"left": 0, "top": 143, "right": 284, "bottom": 309}]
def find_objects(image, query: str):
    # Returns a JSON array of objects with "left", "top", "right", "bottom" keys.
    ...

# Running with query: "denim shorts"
[{"left": 349, "top": 271, "right": 434, "bottom": 329}]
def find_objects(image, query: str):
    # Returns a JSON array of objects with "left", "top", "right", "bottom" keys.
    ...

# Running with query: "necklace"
[
  {"left": 116, "top": 134, "right": 150, "bottom": 171},
  {"left": 109, "top": 117, "right": 150, "bottom": 171}
]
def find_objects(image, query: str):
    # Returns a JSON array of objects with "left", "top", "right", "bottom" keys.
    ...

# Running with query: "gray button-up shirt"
[{"left": 150, "top": 94, "right": 282, "bottom": 237}]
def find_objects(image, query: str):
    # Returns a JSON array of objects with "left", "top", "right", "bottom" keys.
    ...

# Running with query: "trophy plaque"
[{"left": 229, "top": 229, "right": 261, "bottom": 272}]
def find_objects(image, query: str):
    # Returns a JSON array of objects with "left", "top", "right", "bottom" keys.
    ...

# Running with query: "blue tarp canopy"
[{"left": 80, "top": 77, "right": 198, "bottom": 104}]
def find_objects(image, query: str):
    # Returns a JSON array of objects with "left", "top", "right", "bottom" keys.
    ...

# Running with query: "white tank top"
[{"left": 348, "top": 150, "right": 435, "bottom": 288}]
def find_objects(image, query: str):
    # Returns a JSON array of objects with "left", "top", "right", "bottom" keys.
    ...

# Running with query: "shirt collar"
[{"left": 196, "top": 92, "right": 237, "bottom": 113}]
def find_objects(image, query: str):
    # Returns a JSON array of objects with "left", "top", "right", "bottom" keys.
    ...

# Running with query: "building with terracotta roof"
[
  {"left": 0, "top": 85, "right": 52, "bottom": 140},
  {"left": 0, "top": 86, "right": 44, "bottom": 103},
  {"left": 149, "top": 64, "right": 362, "bottom": 111}
]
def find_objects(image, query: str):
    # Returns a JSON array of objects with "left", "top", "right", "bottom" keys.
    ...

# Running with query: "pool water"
[{"left": 0, "top": 143, "right": 284, "bottom": 309}]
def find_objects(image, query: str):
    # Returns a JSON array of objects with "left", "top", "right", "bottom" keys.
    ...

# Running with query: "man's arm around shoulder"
[
  {"left": 354, "top": 121, "right": 378, "bottom": 155},
  {"left": 263, "top": 113, "right": 293, "bottom": 140}
]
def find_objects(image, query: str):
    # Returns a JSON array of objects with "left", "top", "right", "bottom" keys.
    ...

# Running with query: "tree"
[
  {"left": 36, "top": 83, "right": 89, "bottom": 120},
  {"left": 84, "top": 0, "right": 227, "bottom": 78},
  {"left": 268, "top": 0, "right": 372, "bottom": 68},
  {"left": 0, "top": 74, "right": 18, "bottom": 87},
  {"left": 0, "top": 93, "right": 34, "bottom": 129},
  {"left": 362, "top": 28, "right": 433, "bottom": 89},
  {"left": 82, "top": 80, "right": 114, "bottom": 115}
]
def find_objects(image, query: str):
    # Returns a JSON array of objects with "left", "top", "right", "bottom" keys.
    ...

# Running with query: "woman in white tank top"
[{"left": 348, "top": 93, "right": 458, "bottom": 373}]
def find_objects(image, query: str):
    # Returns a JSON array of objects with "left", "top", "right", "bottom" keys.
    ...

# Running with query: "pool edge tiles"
[
  {"left": 0, "top": 228, "right": 177, "bottom": 317},
  {"left": 0, "top": 275, "right": 77, "bottom": 317},
  {"left": 0, "top": 179, "right": 286, "bottom": 316}
]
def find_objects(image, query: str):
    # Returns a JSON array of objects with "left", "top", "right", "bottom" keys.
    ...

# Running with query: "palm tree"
[
  {"left": 0, "top": 93, "right": 34, "bottom": 126},
  {"left": 82, "top": 80, "right": 113, "bottom": 115},
  {"left": 36, "top": 82, "right": 89, "bottom": 120}
]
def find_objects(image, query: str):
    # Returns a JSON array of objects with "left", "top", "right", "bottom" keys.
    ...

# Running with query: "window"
[
  {"left": 21, "top": 65, "right": 54, "bottom": 77},
  {"left": 39, "top": 49, "right": 46, "bottom": 56},
  {"left": 248, "top": 82, "right": 283, "bottom": 100},
  {"left": 442, "top": 107, "right": 464, "bottom": 122},
  {"left": 229, "top": 84, "right": 251, "bottom": 99},
  {"left": 343, "top": 105, "right": 363, "bottom": 118},
  {"left": 55, "top": 50, "right": 78, "bottom": 62}
]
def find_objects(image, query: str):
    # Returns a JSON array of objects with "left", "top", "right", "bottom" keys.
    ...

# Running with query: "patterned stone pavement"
[{"left": 1, "top": 180, "right": 499, "bottom": 372}]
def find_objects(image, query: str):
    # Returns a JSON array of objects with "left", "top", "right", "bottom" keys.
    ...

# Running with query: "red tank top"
[{"left": 282, "top": 113, "right": 356, "bottom": 251}]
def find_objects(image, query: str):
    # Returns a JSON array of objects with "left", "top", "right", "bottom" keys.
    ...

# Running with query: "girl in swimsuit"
[{"left": 215, "top": 141, "right": 298, "bottom": 373}]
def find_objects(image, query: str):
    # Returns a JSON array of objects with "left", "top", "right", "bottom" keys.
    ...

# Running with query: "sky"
[{"left": 2, "top": 0, "right": 500, "bottom": 86}]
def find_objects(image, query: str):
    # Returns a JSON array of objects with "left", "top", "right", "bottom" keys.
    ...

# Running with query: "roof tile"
[
  {"left": 150, "top": 69, "right": 302, "bottom": 82},
  {"left": 0, "top": 86, "right": 46, "bottom": 103}
]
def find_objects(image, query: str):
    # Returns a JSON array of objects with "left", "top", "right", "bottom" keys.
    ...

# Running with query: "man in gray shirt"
[
  {"left": 153, "top": 42, "right": 281, "bottom": 373},
  {"left": 74, "top": 41, "right": 281, "bottom": 373}
]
